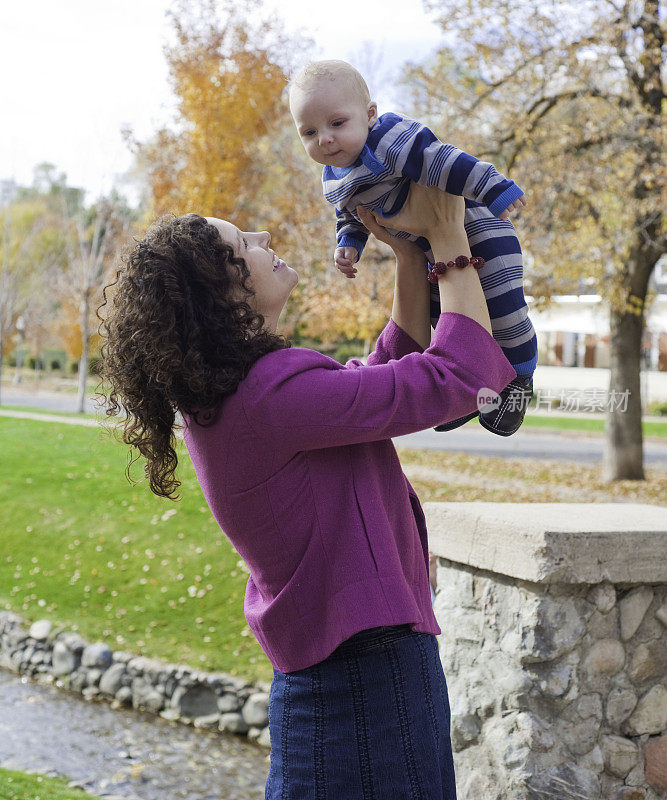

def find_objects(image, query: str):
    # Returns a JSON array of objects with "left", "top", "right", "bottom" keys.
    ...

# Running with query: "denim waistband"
[{"left": 321, "top": 624, "right": 416, "bottom": 663}]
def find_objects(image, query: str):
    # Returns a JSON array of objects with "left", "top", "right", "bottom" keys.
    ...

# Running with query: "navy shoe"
[
  {"left": 478, "top": 375, "right": 533, "bottom": 437},
  {"left": 434, "top": 409, "right": 479, "bottom": 432}
]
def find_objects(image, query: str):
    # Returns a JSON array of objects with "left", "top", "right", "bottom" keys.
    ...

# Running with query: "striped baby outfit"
[{"left": 323, "top": 112, "right": 538, "bottom": 375}]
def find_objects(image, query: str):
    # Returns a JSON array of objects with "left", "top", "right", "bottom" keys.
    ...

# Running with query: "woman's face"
[{"left": 206, "top": 218, "right": 298, "bottom": 333}]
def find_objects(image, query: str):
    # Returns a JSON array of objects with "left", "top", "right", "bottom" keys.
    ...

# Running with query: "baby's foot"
[{"left": 478, "top": 375, "right": 533, "bottom": 436}]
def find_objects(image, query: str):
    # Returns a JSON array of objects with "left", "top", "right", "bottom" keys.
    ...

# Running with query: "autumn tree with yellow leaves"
[
  {"left": 403, "top": 0, "right": 665, "bottom": 480},
  {"left": 125, "top": 0, "right": 400, "bottom": 347},
  {"left": 126, "top": 0, "right": 289, "bottom": 230}
]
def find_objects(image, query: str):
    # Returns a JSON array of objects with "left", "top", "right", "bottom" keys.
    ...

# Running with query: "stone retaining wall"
[
  {"left": 426, "top": 502, "right": 667, "bottom": 800},
  {"left": 2, "top": 501, "right": 665, "bottom": 800},
  {"left": 0, "top": 612, "right": 273, "bottom": 749}
]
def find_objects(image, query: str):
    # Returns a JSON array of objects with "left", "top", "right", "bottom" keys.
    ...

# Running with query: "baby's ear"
[{"left": 367, "top": 101, "right": 378, "bottom": 127}]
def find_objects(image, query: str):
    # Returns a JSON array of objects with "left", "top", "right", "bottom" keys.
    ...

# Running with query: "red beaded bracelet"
[{"left": 427, "top": 255, "right": 485, "bottom": 284}]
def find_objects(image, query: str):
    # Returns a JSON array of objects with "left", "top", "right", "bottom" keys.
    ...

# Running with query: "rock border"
[{"left": 0, "top": 611, "right": 272, "bottom": 749}]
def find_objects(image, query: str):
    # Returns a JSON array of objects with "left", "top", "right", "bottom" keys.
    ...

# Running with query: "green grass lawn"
[
  {"left": 471, "top": 410, "right": 667, "bottom": 438},
  {"left": 2, "top": 401, "right": 666, "bottom": 437},
  {"left": 0, "top": 405, "right": 104, "bottom": 420},
  {"left": 0, "top": 768, "right": 100, "bottom": 800},
  {"left": 1, "top": 416, "right": 665, "bottom": 687},
  {"left": 0, "top": 416, "right": 274, "bottom": 684}
]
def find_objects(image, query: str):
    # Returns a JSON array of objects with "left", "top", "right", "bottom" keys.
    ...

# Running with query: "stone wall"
[
  {"left": 2, "top": 501, "right": 665, "bottom": 799},
  {"left": 0, "top": 612, "right": 273, "bottom": 749},
  {"left": 426, "top": 502, "right": 667, "bottom": 800}
]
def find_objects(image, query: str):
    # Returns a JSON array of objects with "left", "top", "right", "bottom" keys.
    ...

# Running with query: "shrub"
[
  {"left": 50, "top": 359, "right": 62, "bottom": 371},
  {"left": 26, "top": 356, "right": 44, "bottom": 371},
  {"left": 646, "top": 400, "right": 667, "bottom": 417},
  {"left": 333, "top": 342, "right": 364, "bottom": 364},
  {"left": 87, "top": 356, "right": 102, "bottom": 375}
]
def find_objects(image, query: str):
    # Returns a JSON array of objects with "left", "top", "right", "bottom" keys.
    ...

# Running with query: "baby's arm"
[
  {"left": 392, "top": 118, "right": 525, "bottom": 218},
  {"left": 334, "top": 208, "right": 369, "bottom": 276}
]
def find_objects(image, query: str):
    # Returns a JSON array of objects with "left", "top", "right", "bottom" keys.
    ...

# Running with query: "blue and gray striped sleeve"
[
  {"left": 336, "top": 208, "right": 368, "bottom": 259},
  {"left": 380, "top": 115, "right": 524, "bottom": 217}
]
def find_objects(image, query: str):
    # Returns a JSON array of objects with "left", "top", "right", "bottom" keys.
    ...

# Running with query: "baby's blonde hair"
[{"left": 289, "top": 59, "right": 371, "bottom": 105}]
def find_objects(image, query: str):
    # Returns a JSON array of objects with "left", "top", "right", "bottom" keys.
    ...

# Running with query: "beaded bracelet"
[{"left": 427, "top": 255, "right": 485, "bottom": 284}]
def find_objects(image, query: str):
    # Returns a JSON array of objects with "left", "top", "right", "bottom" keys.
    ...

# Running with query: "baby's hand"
[
  {"left": 499, "top": 196, "right": 527, "bottom": 221},
  {"left": 335, "top": 246, "right": 359, "bottom": 279}
]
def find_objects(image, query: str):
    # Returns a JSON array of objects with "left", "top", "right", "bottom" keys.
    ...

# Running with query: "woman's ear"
[{"left": 368, "top": 101, "right": 378, "bottom": 127}]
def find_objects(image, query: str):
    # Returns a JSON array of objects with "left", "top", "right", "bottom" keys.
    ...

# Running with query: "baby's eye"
[
  {"left": 303, "top": 130, "right": 315, "bottom": 137},
  {"left": 332, "top": 120, "right": 345, "bottom": 127}
]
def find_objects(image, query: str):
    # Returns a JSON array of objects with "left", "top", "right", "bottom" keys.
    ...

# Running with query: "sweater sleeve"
[
  {"left": 378, "top": 116, "right": 524, "bottom": 217},
  {"left": 241, "top": 312, "right": 516, "bottom": 453},
  {"left": 335, "top": 208, "right": 369, "bottom": 257},
  {"left": 345, "top": 317, "right": 425, "bottom": 369}
]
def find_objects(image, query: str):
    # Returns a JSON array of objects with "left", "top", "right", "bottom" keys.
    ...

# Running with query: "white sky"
[{"left": 0, "top": 0, "right": 443, "bottom": 204}]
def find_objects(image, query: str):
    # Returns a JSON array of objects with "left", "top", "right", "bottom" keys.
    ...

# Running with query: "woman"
[{"left": 98, "top": 184, "right": 516, "bottom": 799}]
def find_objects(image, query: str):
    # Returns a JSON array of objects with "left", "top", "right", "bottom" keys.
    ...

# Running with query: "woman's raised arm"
[
  {"left": 356, "top": 206, "right": 431, "bottom": 350},
  {"left": 361, "top": 184, "right": 492, "bottom": 337}
]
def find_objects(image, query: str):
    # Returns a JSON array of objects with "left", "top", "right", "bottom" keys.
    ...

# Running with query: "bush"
[
  {"left": 26, "top": 356, "right": 44, "bottom": 371},
  {"left": 69, "top": 361, "right": 79, "bottom": 374},
  {"left": 50, "top": 359, "right": 62, "bottom": 371},
  {"left": 87, "top": 356, "right": 102, "bottom": 375},
  {"left": 333, "top": 342, "right": 364, "bottom": 364},
  {"left": 6, "top": 355, "right": 16, "bottom": 368},
  {"left": 646, "top": 400, "right": 667, "bottom": 417}
]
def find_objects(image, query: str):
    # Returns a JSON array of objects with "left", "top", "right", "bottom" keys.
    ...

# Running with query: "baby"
[{"left": 288, "top": 59, "right": 538, "bottom": 436}]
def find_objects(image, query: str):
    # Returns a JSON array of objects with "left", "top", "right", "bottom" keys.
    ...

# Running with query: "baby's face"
[{"left": 290, "top": 78, "right": 377, "bottom": 169}]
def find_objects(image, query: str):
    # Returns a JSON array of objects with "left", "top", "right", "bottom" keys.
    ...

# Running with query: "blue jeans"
[{"left": 265, "top": 624, "right": 457, "bottom": 799}]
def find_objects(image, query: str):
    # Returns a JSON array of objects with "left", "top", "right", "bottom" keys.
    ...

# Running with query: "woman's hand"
[
  {"left": 374, "top": 183, "right": 466, "bottom": 242},
  {"left": 356, "top": 206, "right": 427, "bottom": 266}
]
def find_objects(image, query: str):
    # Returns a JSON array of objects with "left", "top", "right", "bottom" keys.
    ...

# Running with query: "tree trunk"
[
  {"left": 77, "top": 289, "right": 90, "bottom": 414},
  {"left": 602, "top": 306, "right": 644, "bottom": 481}
]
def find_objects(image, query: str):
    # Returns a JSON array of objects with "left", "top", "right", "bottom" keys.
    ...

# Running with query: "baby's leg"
[{"left": 463, "top": 203, "right": 538, "bottom": 377}]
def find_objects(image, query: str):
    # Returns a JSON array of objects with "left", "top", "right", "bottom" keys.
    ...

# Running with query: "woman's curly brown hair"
[{"left": 96, "top": 213, "right": 291, "bottom": 500}]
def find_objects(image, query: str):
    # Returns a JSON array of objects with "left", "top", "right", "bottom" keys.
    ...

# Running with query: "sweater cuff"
[
  {"left": 337, "top": 235, "right": 366, "bottom": 257},
  {"left": 431, "top": 312, "right": 517, "bottom": 393},
  {"left": 384, "top": 318, "right": 426, "bottom": 357},
  {"left": 487, "top": 184, "right": 524, "bottom": 218}
]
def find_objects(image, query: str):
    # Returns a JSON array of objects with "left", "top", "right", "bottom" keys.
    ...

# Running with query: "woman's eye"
[{"left": 243, "top": 237, "right": 248, "bottom": 248}]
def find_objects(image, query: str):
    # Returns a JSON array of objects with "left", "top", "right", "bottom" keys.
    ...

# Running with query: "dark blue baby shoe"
[
  {"left": 433, "top": 409, "right": 479, "bottom": 432},
  {"left": 478, "top": 375, "right": 533, "bottom": 436}
]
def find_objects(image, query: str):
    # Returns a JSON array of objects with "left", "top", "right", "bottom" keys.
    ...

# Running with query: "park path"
[
  {"left": 0, "top": 409, "right": 100, "bottom": 427},
  {"left": 2, "top": 407, "right": 667, "bottom": 470}
]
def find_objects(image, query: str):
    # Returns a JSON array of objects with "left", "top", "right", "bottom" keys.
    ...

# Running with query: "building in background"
[
  {"left": 0, "top": 179, "right": 17, "bottom": 207},
  {"left": 529, "top": 257, "right": 667, "bottom": 372}
]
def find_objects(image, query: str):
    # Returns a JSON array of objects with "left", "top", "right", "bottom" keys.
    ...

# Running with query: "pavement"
[
  {"left": 393, "top": 424, "right": 667, "bottom": 468},
  {"left": 1, "top": 385, "right": 666, "bottom": 469}
]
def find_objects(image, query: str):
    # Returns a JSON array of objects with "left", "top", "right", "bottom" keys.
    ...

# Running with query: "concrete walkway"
[
  {"left": 0, "top": 409, "right": 100, "bottom": 427},
  {"left": 2, "top": 407, "right": 666, "bottom": 468}
]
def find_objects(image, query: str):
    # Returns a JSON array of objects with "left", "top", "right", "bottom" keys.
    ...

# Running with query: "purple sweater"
[{"left": 182, "top": 312, "right": 516, "bottom": 673}]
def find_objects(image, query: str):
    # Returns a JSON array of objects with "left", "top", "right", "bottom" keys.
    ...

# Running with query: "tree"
[
  {"left": 126, "top": 0, "right": 403, "bottom": 347},
  {"left": 0, "top": 199, "right": 67, "bottom": 402},
  {"left": 125, "top": 0, "right": 291, "bottom": 228},
  {"left": 59, "top": 194, "right": 133, "bottom": 412},
  {"left": 405, "top": 0, "right": 665, "bottom": 479}
]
